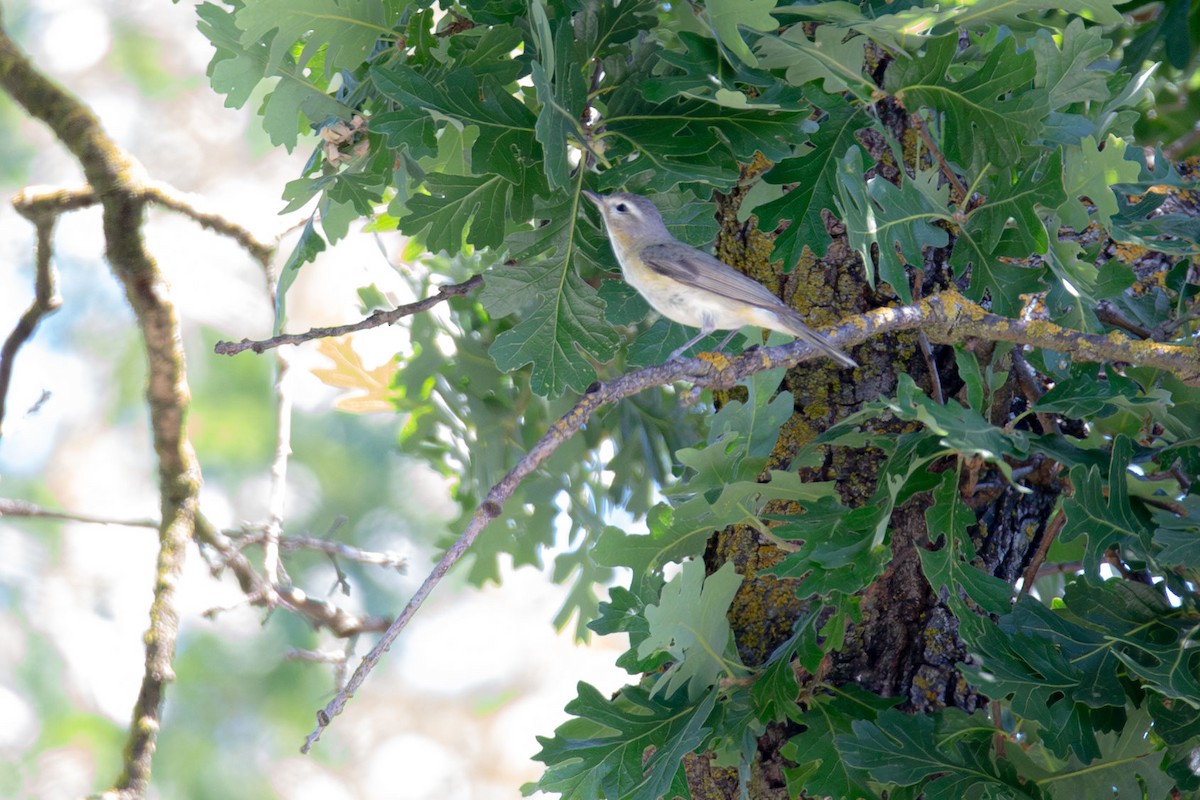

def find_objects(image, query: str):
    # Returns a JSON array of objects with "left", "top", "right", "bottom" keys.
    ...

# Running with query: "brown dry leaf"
[{"left": 312, "top": 336, "right": 397, "bottom": 414}]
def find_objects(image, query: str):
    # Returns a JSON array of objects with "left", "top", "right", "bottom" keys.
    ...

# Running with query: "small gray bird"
[{"left": 583, "top": 190, "right": 857, "bottom": 367}]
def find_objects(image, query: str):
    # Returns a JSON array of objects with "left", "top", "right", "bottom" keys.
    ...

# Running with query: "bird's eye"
[{"left": 615, "top": 203, "right": 628, "bottom": 213}]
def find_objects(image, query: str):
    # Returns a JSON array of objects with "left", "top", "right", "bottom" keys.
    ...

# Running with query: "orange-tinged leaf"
[{"left": 312, "top": 336, "right": 397, "bottom": 414}]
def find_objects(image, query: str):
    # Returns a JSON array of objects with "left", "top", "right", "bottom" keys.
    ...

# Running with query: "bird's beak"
[{"left": 581, "top": 189, "right": 603, "bottom": 209}]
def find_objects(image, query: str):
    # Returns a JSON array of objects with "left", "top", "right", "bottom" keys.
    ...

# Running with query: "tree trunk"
[{"left": 684, "top": 173, "right": 1058, "bottom": 797}]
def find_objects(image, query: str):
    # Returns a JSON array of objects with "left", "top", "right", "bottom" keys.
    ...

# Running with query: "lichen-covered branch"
[
  {"left": 919, "top": 289, "right": 1200, "bottom": 384},
  {"left": 0, "top": 19, "right": 196, "bottom": 797},
  {"left": 302, "top": 285, "right": 1200, "bottom": 749}
]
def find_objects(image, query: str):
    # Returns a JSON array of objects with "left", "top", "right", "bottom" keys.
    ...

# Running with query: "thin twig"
[
  {"left": 287, "top": 640, "right": 356, "bottom": 690},
  {"left": 195, "top": 515, "right": 392, "bottom": 637},
  {"left": 0, "top": 500, "right": 404, "bottom": 633},
  {"left": 1160, "top": 294, "right": 1200, "bottom": 336},
  {"left": 143, "top": 181, "right": 275, "bottom": 265},
  {"left": 1019, "top": 509, "right": 1066, "bottom": 596},
  {"left": 11, "top": 184, "right": 96, "bottom": 213},
  {"left": 228, "top": 525, "right": 408, "bottom": 570},
  {"left": 1095, "top": 300, "right": 1153, "bottom": 340},
  {"left": 1167, "top": 459, "right": 1192, "bottom": 493},
  {"left": 0, "top": 211, "right": 62, "bottom": 439},
  {"left": 263, "top": 342, "right": 293, "bottom": 587},
  {"left": 1036, "top": 560, "right": 1081, "bottom": 578},
  {"left": 12, "top": 182, "right": 277, "bottom": 267},
  {"left": 917, "top": 332, "right": 943, "bottom": 404},
  {"left": 1010, "top": 347, "right": 1058, "bottom": 436},
  {"left": 1, "top": 176, "right": 275, "bottom": 444},
  {"left": 0, "top": 500, "right": 404, "bottom": 577},
  {"left": 912, "top": 112, "right": 968, "bottom": 201},
  {"left": 276, "top": 584, "right": 392, "bottom": 637},
  {"left": 911, "top": 269, "right": 944, "bottom": 404},
  {"left": 0, "top": 498, "right": 158, "bottom": 527},
  {"left": 214, "top": 275, "right": 484, "bottom": 355}
]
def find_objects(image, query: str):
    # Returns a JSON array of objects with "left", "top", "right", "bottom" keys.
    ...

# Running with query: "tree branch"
[
  {"left": 0, "top": 201, "right": 62, "bottom": 439},
  {"left": 0, "top": 21, "right": 197, "bottom": 796},
  {"left": 302, "top": 286, "right": 1200, "bottom": 750},
  {"left": 213, "top": 275, "right": 485, "bottom": 355},
  {"left": 0, "top": 499, "right": 406, "bottom": 576},
  {"left": 263, "top": 348, "right": 293, "bottom": 588},
  {"left": 912, "top": 112, "right": 968, "bottom": 201},
  {"left": 920, "top": 290, "right": 1200, "bottom": 383},
  {"left": 143, "top": 181, "right": 275, "bottom": 265},
  {"left": 227, "top": 525, "right": 407, "bottom": 572},
  {"left": 0, "top": 498, "right": 158, "bottom": 528},
  {"left": 193, "top": 515, "right": 394, "bottom": 637}
]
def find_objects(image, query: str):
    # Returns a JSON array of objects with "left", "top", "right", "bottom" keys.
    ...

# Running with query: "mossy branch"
[
  {"left": 302, "top": 285, "right": 1200, "bottom": 748},
  {"left": 0, "top": 19, "right": 197, "bottom": 797}
]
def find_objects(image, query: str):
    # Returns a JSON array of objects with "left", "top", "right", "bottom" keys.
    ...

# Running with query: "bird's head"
[{"left": 582, "top": 190, "right": 671, "bottom": 249}]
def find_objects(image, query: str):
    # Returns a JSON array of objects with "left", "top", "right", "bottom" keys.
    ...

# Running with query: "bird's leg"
[
  {"left": 714, "top": 329, "right": 741, "bottom": 352},
  {"left": 669, "top": 323, "right": 716, "bottom": 360}
]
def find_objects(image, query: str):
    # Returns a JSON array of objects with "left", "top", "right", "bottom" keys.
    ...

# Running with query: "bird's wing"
[{"left": 640, "top": 242, "right": 788, "bottom": 311}]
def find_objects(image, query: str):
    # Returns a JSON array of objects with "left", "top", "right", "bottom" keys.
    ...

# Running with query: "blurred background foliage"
[{"left": 0, "top": 1, "right": 627, "bottom": 798}]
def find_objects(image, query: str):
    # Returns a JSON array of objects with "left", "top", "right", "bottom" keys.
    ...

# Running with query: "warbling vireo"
[{"left": 583, "top": 190, "right": 857, "bottom": 367}]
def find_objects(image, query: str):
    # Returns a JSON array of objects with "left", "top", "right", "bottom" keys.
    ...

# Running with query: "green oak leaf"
[
  {"left": 756, "top": 90, "right": 868, "bottom": 266},
  {"left": 841, "top": 708, "right": 1037, "bottom": 799},
  {"left": 483, "top": 190, "right": 618, "bottom": 395},
  {"left": 952, "top": 227, "right": 1047, "bottom": 318},
  {"left": 888, "top": 35, "right": 1047, "bottom": 169},
  {"left": 751, "top": 609, "right": 822, "bottom": 722},
  {"left": 371, "top": 108, "right": 437, "bottom": 159},
  {"left": 1065, "top": 580, "right": 1200, "bottom": 706},
  {"left": 531, "top": 13, "right": 588, "bottom": 190},
  {"left": 648, "top": 32, "right": 810, "bottom": 110},
  {"left": 527, "top": 682, "right": 718, "bottom": 800},
  {"left": 919, "top": 472, "right": 1015, "bottom": 616},
  {"left": 487, "top": 266, "right": 617, "bottom": 395},
  {"left": 960, "top": 151, "right": 1065, "bottom": 257},
  {"left": 1007, "top": 705, "right": 1175, "bottom": 800},
  {"left": 234, "top": 0, "right": 389, "bottom": 77},
  {"left": 639, "top": 561, "right": 744, "bottom": 699},
  {"left": 1152, "top": 495, "right": 1200, "bottom": 568},
  {"left": 1031, "top": 18, "right": 1113, "bottom": 111},
  {"left": 372, "top": 63, "right": 543, "bottom": 187},
  {"left": 198, "top": 2, "right": 353, "bottom": 149},
  {"left": 1059, "top": 435, "right": 1152, "bottom": 577},
  {"left": 598, "top": 71, "right": 810, "bottom": 192},
  {"left": 754, "top": 25, "right": 871, "bottom": 99},
  {"left": 887, "top": 375, "right": 1029, "bottom": 478},
  {"left": 783, "top": 688, "right": 897, "bottom": 799},
  {"left": 703, "top": 0, "right": 780, "bottom": 65},
  {"left": 399, "top": 173, "right": 514, "bottom": 254},
  {"left": 274, "top": 214, "right": 326, "bottom": 329},
  {"left": 774, "top": 0, "right": 1120, "bottom": 53},
  {"left": 1059, "top": 134, "right": 1143, "bottom": 230},
  {"left": 573, "top": 0, "right": 656, "bottom": 64},
  {"left": 836, "top": 147, "right": 950, "bottom": 303}
]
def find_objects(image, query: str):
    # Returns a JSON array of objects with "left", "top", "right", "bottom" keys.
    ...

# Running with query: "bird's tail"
[{"left": 779, "top": 311, "right": 858, "bottom": 369}]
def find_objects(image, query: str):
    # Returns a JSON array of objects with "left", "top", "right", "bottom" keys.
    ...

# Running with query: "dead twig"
[
  {"left": 0, "top": 205, "right": 63, "bottom": 439},
  {"left": 214, "top": 275, "right": 484, "bottom": 356}
]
